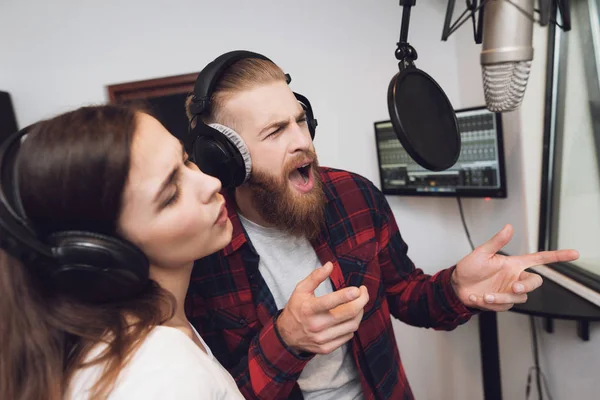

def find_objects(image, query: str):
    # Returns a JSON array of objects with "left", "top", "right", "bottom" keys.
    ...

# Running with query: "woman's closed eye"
[
  {"left": 163, "top": 181, "right": 181, "bottom": 208},
  {"left": 162, "top": 157, "right": 194, "bottom": 208}
]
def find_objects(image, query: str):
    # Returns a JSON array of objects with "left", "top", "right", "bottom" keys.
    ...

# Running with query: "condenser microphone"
[{"left": 481, "top": 0, "right": 535, "bottom": 112}]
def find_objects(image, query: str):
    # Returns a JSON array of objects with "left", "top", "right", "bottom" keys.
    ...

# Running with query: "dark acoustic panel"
[
  {"left": 0, "top": 91, "right": 18, "bottom": 141},
  {"left": 106, "top": 72, "right": 198, "bottom": 142}
]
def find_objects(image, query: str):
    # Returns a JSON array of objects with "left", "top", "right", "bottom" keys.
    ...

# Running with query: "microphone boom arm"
[{"left": 396, "top": 0, "right": 418, "bottom": 70}]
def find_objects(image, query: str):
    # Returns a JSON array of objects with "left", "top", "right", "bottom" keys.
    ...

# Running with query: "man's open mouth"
[{"left": 289, "top": 163, "right": 312, "bottom": 186}]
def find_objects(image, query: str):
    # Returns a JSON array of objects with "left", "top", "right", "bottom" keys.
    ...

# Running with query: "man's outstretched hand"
[{"left": 452, "top": 224, "right": 579, "bottom": 312}]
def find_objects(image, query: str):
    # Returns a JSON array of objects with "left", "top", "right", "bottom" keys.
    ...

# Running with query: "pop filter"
[{"left": 388, "top": 1, "right": 461, "bottom": 171}]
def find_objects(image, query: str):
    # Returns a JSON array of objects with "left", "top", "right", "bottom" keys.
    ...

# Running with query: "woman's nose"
[{"left": 194, "top": 168, "right": 222, "bottom": 203}]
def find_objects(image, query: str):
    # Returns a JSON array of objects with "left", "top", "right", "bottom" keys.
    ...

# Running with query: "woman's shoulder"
[
  {"left": 129, "top": 324, "right": 206, "bottom": 362},
  {"left": 67, "top": 326, "right": 243, "bottom": 400}
]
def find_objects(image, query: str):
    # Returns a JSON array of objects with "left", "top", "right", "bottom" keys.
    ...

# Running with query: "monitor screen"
[{"left": 374, "top": 106, "right": 507, "bottom": 198}]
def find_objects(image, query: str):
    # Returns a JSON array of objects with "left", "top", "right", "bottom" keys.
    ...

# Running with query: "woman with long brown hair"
[{"left": 0, "top": 104, "right": 243, "bottom": 399}]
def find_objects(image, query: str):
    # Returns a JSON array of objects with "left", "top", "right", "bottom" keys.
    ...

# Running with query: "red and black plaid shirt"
[{"left": 186, "top": 167, "right": 473, "bottom": 400}]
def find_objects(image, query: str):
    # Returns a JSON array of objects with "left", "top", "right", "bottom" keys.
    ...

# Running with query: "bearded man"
[{"left": 183, "top": 51, "right": 578, "bottom": 400}]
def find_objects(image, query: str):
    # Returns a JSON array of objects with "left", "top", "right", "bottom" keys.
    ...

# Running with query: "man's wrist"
[
  {"left": 275, "top": 309, "right": 299, "bottom": 354},
  {"left": 256, "top": 313, "right": 314, "bottom": 378},
  {"left": 450, "top": 266, "right": 479, "bottom": 312},
  {"left": 275, "top": 309, "right": 311, "bottom": 357},
  {"left": 450, "top": 267, "right": 461, "bottom": 297}
]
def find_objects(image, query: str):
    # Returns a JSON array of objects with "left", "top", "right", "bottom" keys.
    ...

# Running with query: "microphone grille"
[{"left": 482, "top": 61, "right": 532, "bottom": 112}]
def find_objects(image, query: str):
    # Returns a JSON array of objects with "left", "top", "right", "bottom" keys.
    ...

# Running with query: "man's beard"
[{"left": 245, "top": 150, "right": 326, "bottom": 241}]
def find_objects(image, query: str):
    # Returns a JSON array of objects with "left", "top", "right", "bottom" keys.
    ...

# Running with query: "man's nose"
[{"left": 289, "top": 122, "right": 312, "bottom": 153}]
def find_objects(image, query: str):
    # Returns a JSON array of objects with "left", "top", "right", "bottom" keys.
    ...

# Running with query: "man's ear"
[{"left": 184, "top": 95, "right": 198, "bottom": 129}]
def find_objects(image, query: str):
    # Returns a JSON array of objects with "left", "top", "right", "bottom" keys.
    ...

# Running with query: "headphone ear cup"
[
  {"left": 47, "top": 231, "right": 149, "bottom": 303},
  {"left": 190, "top": 123, "right": 250, "bottom": 189},
  {"left": 0, "top": 126, "right": 148, "bottom": 304},
  {"left": 293, "top": 92, "right": 317, "bottom": 140}
]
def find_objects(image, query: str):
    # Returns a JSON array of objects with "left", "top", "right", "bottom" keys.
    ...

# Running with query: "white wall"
[{"left": 1, "top": 1, "right": 599, "bottom": 399}]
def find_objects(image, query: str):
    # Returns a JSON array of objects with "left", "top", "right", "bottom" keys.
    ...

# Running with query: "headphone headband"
[
  {"left": 0, "top": 127, "right": 55, "bottom": 265},
  {"left": 190, "top": 50, "right": 272, "bottom": 116}
]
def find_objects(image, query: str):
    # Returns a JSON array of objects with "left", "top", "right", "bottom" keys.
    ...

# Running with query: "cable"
[
  {"left": 529, "top": 316, "right": 543, "bottom": 400},
  {"left": 456, "top": 197, "right": 475, "bottom": 251},
  {"left": 541, "top": 368, "right": 554, "bottom": 400},
  {"left": 526, "top": 316, "right": 554, "bottom": 400},
  {"left": 526, "top": 366, "right": 554, "bottom": 400}
]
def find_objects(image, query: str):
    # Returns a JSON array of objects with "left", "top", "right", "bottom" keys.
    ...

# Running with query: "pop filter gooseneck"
[{"left": 388, "top": 0, "right": 461, "bottom": 171}]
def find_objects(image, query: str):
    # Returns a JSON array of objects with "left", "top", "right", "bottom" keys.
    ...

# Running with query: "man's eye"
[{"left": 267, "top": 128, "right": 282, "bottom": 138}]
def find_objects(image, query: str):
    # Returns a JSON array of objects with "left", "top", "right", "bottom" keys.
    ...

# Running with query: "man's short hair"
[{"left": 185, "top": 58, "right": 287, "bottom": 130}]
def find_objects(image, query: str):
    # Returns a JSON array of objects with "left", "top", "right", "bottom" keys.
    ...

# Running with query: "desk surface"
[{"left": 511, "top": 276, "right": 600, "bottom": 320}]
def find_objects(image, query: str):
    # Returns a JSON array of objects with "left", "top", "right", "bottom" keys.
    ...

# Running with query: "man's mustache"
[
  {"left": 248, "top": 150, "right": 318, "bottom": 187},
  {"left": 283, "top": 150, "right": 318, "bottom": 176}
]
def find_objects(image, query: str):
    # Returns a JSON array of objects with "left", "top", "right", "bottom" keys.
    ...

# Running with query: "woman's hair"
[
  {"left": 0, "top": 104, "right": 175, "bottom": 400},
  {"left": 185, "top": 57, "right": 287, "bottom": 130}
]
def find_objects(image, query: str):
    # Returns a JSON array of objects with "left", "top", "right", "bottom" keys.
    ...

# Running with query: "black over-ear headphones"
[
  {"left": 0, "top": 126, "right": 149, "bottom": 303},
  {"left": 184, "top": 50, "right": 318, "bottom": 190}
]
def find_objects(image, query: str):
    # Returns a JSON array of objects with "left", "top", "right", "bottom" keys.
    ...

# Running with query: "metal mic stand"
[{"left": 395, "top": 2, "right": 502, "bottom": 399}]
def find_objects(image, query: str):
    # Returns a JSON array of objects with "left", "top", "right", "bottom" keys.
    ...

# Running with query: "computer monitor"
[{"left": 374, "top": 106, "right": 507, "bottom": 198}]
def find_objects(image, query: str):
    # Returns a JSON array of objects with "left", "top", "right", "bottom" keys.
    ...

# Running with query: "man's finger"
[
  {"left": 512, "top": 271, "right": 543, "bottom": 294},
  {"left": 313, "top": 332, "right": 355, "bottom": 355},
  {"left": 296, "top": 262, "right": 334, "bottom": 294},
  {"left": 466, "top": 294, "right": 516, "bottom": 312},
  {"left": 313, "top": 310, "right": 364, "bottom": 345},
  {"left": 521, "top": 249, "right": 580, "bottom": 267},
  {"left": 329, "top": 286, "right": 369, "bottom": 322},
  {"left": 478, "top": 224, "right": 514, "bottom": 256},
  {"left": 310, "top": 286, "right": 361, "bottom": 314},
  {"left": 478, "top": 292, "right": 528, "bottom": 305}
]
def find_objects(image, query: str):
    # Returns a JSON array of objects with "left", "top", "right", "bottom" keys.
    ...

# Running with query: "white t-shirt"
[
  {"left": 240, "top": 215, "right": 364, "bottom": 400},
  {"left": 66, "top": 324, "right": 244, "bottom": 400}
]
